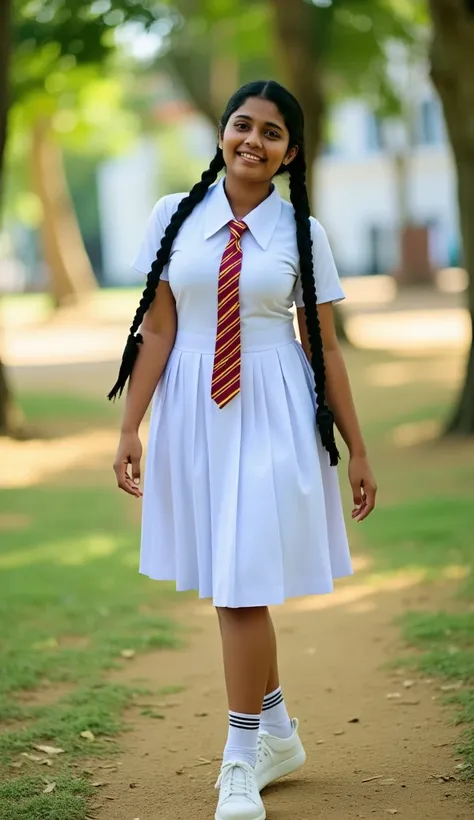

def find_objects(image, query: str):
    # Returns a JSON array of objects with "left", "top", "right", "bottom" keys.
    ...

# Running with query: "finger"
[
  {"left": 115, "top": 461, "right": 142, "bottom": 497},
  {"left": 356, "top": 485, "right": 376, "bottom": 521},
  {"left": 119, "top": 477, "right": 142, "bottom": 497},
  {"left": 351, "top": 482, "right": 363, "bottom": 507},
  {"left": 130, "top": 456, "right": 141, "bottom": 485}
]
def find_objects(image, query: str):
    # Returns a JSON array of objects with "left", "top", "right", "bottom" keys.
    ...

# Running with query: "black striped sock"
[
  {"left": 260, "top": 686, "right": 293, "bottom": 739},
  {"left": 262, "top": 688, "right": 284, "bottom": 712}
]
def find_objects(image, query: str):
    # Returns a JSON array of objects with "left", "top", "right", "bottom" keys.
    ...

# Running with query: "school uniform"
[{"left": 133, "top": 176, "right": 352, "bottom": 608}]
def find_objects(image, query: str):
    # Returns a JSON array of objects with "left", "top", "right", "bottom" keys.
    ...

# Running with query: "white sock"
[
  {"left": 260, "top": 686, "right": 293, "bottom": 739},
  {"left": 223, "top": 711, "right": 260, "bottom": 768}
]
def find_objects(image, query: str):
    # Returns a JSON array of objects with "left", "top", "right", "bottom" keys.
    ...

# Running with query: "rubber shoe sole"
[{"left": 257, "top": 746, "right": 306, "bottom": 791}]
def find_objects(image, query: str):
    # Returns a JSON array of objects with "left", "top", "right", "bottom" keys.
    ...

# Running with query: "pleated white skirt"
[{"left": 140, "top": 322, "right": 352, "bottom": 607}]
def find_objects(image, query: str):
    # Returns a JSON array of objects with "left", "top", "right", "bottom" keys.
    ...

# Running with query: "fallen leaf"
[
  {"left": 316, "top": 740, "right": 325, "bottom": 745},
  {"left": 176, "top": 768, "right": 184, "bottom": 775},
  {"left": 403, "top": 680, "right": 415, "bottom": 688},
  {"left": 99, "top": 764, "right": 118, "bottom": 770},
  {"left": 334, "top": 730, "right": 345, "bottom": 736},
  {"left": 43, "top": 782, "right": 57, "bottom": 794},
  {"left": 129, "top": 783, "right": 138, "bottom": 789},
  {"left": 120, "top": 649, "right": 136, "bottom": 659},
  {"left": 381, "top": 778, "right": 396, "bottom": 785},
  {"left": 40, "top": 760, "right": 53, "bottom": 767},
  {"left": 348, "top": 718, "right": 360, "bottom": 724},
  {"left": 80, "top": 731, "right": 95, "bottom": 741},
  {"left": 396, "top": 700, "right": 420, "bottom": 706},
  {"left": 33, "top": 745, "right": 65, "bottom": 755},
  {"left": 440, "top": 682, "right": 464, "bottom": 692},
  {"left": 10, "top": 762, "right": 23, "bottom": 769},
  {"left": 431, "top": 773, "right": 457, "bottom": 783},
  {"left": 92, "top": 781, "right": 106, "bottom": 787},
  {"left": 105, "top": 796, "right": 115, "bottom": 800},
  {"left": 385, "top": 811, "right": 398, "bottom": 816},
  {"left": 362, "top": 775, "right": 384, "bottom": 783},
  {"left": 21, "top": 753, "right": 43, "bottom": 762},
  {"left": 194, "top": 712, "right": 208, "bottom": 718},
  {"left": 386, "top": 693, "right": 401, "bottom": 700}
]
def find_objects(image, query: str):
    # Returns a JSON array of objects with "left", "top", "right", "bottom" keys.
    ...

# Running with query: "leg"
[
  {"left": 214, "top": 607, "right": 270, "bottom": 820},
  {"left": 217, "top": 606, "right": 273, "bottom": 714},
  {"left": 265, "top": 612, "right": 280, "bottom": 696}
]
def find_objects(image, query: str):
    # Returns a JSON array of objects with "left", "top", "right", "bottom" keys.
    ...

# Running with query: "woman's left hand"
[{"left": 348, "top": 455, "right": 377, "bottom": 522}]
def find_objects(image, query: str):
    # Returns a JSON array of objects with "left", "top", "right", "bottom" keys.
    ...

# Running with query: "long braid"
[
  {"left": 108, "top": 149, "right": 225, "bottom": 400},
  {"left": 288, "top": 155, "right": 340, "bottom": 466}
]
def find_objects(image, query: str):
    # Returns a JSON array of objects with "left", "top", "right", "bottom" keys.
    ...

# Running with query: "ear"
[
  {"left": 218, "top": 126, "right": 224, "bottom": 150},
  {"left": 282, "top": 145, "right": 299, "bottom": 166}
]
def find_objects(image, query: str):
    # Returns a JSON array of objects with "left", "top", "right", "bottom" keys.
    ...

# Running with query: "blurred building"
[
  {"left": 318, "top": 55, "right": 460, "bottom": 278},
  {"left": 97, "top": 63, "right": 460, "bottom": 284}
]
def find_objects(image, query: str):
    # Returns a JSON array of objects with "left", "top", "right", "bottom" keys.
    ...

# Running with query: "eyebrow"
[{"left": 233, "top": 114, "right": 284, "bottom": 132}]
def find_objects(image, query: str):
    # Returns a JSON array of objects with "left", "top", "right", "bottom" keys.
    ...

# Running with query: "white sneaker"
[
  {"left": 255, "top": 718, "right": 306, "bottom": 791},
  {"left": 215, "top": 760, "right": 266, "bottom": 820}
]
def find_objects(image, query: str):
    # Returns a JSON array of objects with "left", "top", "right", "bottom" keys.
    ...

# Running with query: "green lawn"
[
  {"left": 1, "top": 342, "right": 473, "bottom": 820},
  {"left": 0, "top": 393, "right": 181, "bottom": 819}
]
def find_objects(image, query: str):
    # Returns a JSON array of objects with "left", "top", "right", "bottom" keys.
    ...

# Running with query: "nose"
[{"left": 244, "top": 128, "right": 263, "bottom": 149}]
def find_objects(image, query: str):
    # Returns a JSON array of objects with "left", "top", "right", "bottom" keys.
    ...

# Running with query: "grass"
[
  {"left": 0, "top": 775, "right": 91, "bottom": 820},
  {"left": 0, "top": 389, "right": 181, "bottom": 818},
  {"left": 1, "top": 333, "right": 474, "bottom": 817},
  {"left": 344, "top": 344, "right": 474, "bottom": 779}
]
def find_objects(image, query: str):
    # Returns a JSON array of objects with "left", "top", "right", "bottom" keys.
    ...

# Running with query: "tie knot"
[{"left": 229, "top": 219, "right": 247, "bottom": 239}]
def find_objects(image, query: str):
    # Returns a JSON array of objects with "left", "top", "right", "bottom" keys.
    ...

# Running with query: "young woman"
[{"left": 111, "top": 80, "right": 377, "bottom": 820}]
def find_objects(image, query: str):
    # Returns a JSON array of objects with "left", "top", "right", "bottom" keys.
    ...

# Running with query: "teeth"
[{"left": 240, "top": 152, "right": 261, "bottom": 161}]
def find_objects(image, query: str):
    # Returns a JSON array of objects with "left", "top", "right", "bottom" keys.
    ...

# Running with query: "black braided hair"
[
  {"left": 107, "top": 150, "right": 225, "bottom": 400},
  {"left": 288, "top": 154, "right": 340, "bottom": 466},
  {"left": 236, "top": 81, "right": 340, "bottom": 465}
]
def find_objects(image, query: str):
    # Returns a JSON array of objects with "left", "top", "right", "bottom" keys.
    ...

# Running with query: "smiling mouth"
[{"left": 237, "top": 151, "right": 265, "bottom": 163}]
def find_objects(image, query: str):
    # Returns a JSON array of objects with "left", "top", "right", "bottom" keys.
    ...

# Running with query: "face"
[{"left": 219, "top": 97, "right": 298, "bottom": 182}]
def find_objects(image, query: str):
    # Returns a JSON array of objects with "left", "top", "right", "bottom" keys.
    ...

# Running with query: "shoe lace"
[{"left": 215, "top": 762, "right": 255, "bottom": 798}]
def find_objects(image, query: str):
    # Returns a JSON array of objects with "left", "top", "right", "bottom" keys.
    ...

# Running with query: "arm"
[
  {"left": 113, "top": 280, "right": 177, "bottom": 497},
  {"left": 297, "top": 303, "right": 377, "bottom": 520}
]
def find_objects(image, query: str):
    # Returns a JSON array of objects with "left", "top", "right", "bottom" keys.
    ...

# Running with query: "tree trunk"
[
  {"left": 0, "top": 354, "right": 28, "bottom": 437},
  {"left": 0, "top": 0, "right": 29, "bottom": 437},
  {"left": 270, "top": 0, "right": 349, "bottom": 343},
  {"left": 270, "top": 0, "right": 325, "bottom": 207},
  {"left": 429, "top": 0, "right": 474, "bottom": 433},
  {"left": 0, "top": 0, "right": 11, "bottom": 201},
  {"left": 31, "top": 118, "right": 97, "bottom": 307}
]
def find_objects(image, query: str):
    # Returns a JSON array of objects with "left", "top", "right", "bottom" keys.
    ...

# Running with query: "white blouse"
[{"left": 133, "top": 177, "right": 344, "bottom": 335}]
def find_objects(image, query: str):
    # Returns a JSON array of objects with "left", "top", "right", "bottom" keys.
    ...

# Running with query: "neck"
[{"left": 223, "top": 174, "right": 273, "bottom": 220}]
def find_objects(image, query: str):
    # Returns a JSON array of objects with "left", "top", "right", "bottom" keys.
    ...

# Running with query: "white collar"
[{"left": 203, "top": 177, "right": 282, "bottom": 250}]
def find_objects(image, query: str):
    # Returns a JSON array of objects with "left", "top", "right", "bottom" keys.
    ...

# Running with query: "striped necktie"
[{"left": 211, "top": 219, "right": 248, "bottom": 408}]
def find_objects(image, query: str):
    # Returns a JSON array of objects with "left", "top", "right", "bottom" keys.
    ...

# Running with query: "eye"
[
  {"left": 234, "top": 121, "right": 249, "bottom": 130},
  {"left": 265, "top": 130, "right": 281, "bottom": 139}
]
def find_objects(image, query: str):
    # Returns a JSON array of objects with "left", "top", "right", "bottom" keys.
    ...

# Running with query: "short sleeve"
[
  {"left": 294, "top": 218, "right": 345, "bottom": 308},
  {"left": 132, "top": 193, "right": 186, "bottom": 280}
]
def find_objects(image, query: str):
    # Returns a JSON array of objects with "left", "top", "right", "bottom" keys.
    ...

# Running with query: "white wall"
[{"left": 97, "top": 138, "right": 158, "bottom": 286}]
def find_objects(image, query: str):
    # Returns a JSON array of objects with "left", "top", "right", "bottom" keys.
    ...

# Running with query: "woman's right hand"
[{"left": 113, "top": 431, "right": 143, "bottom": 498}]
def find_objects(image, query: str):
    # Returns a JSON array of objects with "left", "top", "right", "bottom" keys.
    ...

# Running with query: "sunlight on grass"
[{"left": 0, "top": 534, "right": 119, "bottom": 570}]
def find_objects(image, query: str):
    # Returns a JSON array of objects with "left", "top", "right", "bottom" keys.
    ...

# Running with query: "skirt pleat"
[{"left": 140, "top": 335, "right": 352, "bottom": 607}]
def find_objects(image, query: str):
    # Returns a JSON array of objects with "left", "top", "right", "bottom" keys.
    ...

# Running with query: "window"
[
  {"left": 418, "top": 98, "right": 444, "bottom": 146},
  {"left": 366, "top": 113, "right": 384, "bottom": 151}
]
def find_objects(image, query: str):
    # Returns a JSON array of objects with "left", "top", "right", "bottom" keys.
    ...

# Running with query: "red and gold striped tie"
[{"left": 211, "top": 219, "right": 248, "bottom": 408}]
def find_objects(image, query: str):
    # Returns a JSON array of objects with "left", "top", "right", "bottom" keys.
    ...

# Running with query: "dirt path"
[{"left": 90, "top": 575, "right": 471, "bottom": 820}]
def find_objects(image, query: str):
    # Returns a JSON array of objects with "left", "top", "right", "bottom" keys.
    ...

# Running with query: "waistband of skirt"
[{"left": 173, "top": 322, "right": 297, "bottom": 354}]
